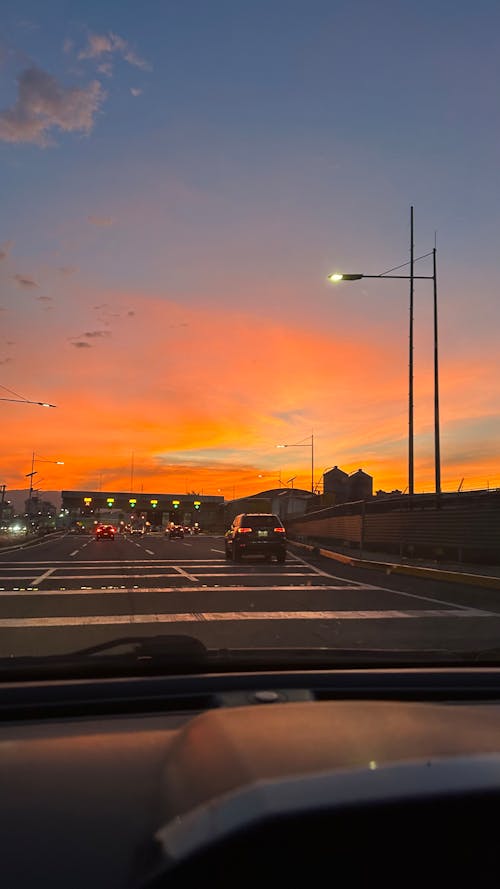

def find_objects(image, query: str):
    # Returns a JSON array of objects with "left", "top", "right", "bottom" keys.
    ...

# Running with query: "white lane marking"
[
  {"left": 0, "top": 609, "right": 493, "bottom": 628},
  {"left": 181, "top": 542, "right": 192, "bottom": 546},
  {"left": 347, "top": 579, "right": 481, "bottom": 613},
  {"left": 69, "top": 550, "right": 79, "bottom": 557},
  {"left": 0, "top": 559, "right": 229, "bottom": 565},
  {"left": 31, "top": 567, "right": 56, "bottom": 586},
  {"left": 290, "top": 552, "right": 336, "bottom": 578},
  {"left": 172, "top": 565, "right": 198, "bottom": 582},
  {"left": 285, "top": 551, "right": 488, "bottom": 616},
  {"left": 145, "top": 549, "right": 155, "bottom": 555},
  {"left": 0, "top": 584, "right": 375, "bottom": 597},
  {"left": 211, "top": 548, "right": 225, "bottom": 553},
  {"left": 0, "top": 570, "right": 336, "bottom": 582},
  {"left": 187, "top": 572, "right": 316, "bottom": 578}
]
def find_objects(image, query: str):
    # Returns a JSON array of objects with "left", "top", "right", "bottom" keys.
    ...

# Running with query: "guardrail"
[{"left": 287, "top": 493, "right": 500, "bottom": 565}]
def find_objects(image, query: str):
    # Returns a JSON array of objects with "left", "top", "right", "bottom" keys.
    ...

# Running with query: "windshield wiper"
[
  {"left": 3, "top": 640, "right": 500, "bottom": 681},
  {"left": 0, "top": 635, "right": 210, "bottom": 678}
]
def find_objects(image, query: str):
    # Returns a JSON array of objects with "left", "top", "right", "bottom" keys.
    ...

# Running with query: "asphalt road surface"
[{"left": 1, "top": 531, "right": 500, "bottom": 658}]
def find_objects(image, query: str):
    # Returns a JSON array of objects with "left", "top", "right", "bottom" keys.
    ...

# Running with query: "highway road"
[{"left": 1, "top": 531, "right": 500, "bottom": 659}]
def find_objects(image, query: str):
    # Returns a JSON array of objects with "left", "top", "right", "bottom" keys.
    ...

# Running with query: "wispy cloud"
[
  {"left": 0, "top": 241, "right": 13, "bottom": 260},
  {"left": 0, "top": 66, "right": 104, "bottom": 146},
  {"left": 0, "top": 357, "right": 12, "bottom": 365},
  {"left": 81, "top": 330, "right": 111, "bottom": 338},
  {"left": 14, "top": 273, "right": 39, "bottom": 288},
  {"left": 71, "top": 341, "right": 91, "bottom": 349},
  {"left": 58, "top": 265, "right": 78, "bottom": 276},
  {"left": 78, "top": 31, "right": 151, "bottom": 72},
  {"left": 36, "top": 295, "right": 52, "bottom": 302},
  {"left": 130, "top": 87, "right": 143, "bottom": 97},
  {"left": 87, "top": 215, "right": 114, "bottom": 226}
]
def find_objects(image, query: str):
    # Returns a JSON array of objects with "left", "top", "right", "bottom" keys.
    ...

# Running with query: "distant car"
[
  {"left": 225, "top": 513, "right": 286, "bottom": 562},
  {"left": 95, "top": 524, "right": 115, "bottom": 540},
  {"left": 168, "top": 525, "right": 184, "bottom": 539},
  {"left": 183, "top": 525, "right": 192, "bottom": 535},
  {"left": 129, "top": 526, "right": 145, "bottom": 535}
]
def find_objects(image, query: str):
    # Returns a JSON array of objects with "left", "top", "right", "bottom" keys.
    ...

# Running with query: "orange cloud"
[{"left": 1, "top": 289, "right": 499, "bottom": 496}]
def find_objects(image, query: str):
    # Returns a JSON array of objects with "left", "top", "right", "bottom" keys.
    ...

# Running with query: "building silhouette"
[{"left": 323, "top": 466, "right": 373, "bottom": 503}]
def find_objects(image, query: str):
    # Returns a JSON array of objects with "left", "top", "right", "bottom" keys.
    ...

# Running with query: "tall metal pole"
[
  {"left": 311, "top": 434, "right": 314, "bottom": 495},
  {"left": 408, "top": 207, "right": 414, "bottom": 497},
  {"left": 28, "top": 451, "right": 35, "bottom": 518},
  {"left": 433, "top": 245, "right": 441, "bottom": 495},
  {"left": 130, "top": 452, "right": 134, "bottom": 494}
]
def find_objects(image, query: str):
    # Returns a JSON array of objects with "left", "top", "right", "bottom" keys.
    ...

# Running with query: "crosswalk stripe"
[
  {"left": 0, "top": 608, "right": 492, "bottom": 628},
  {"left": 0, "top": 584, "right": 369, "bottom": 597}
]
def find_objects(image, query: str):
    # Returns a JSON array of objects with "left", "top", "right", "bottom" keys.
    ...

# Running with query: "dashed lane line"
[
  {"left": 145, "top": 549, "right": 155, "bottom": 555},
  {"left": 69, "top": 550, "right": 79, "bottom": 557}
]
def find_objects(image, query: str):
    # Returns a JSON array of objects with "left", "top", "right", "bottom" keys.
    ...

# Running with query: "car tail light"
[
  {"left": 274, "top": 527, "right": 285, "bottom": 533},
  {"left": 237, "top": 527, "right": 252, "bottom": 534}
]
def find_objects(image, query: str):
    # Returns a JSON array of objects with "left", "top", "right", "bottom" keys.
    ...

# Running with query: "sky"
[{"left": 1, "top": 0, "right": 500, "bottom": 500}]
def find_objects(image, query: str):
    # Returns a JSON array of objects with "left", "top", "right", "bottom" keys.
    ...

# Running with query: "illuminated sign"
[
  {"left": 172, "top": 500, "right": 180, "bottom": 509},
  {"left": 106, "top": 497, "right": 115, "bottom": 506},
  {"left": 151, "top": 499, "right": 158, "bottom": 508},
  {"left": 83, "top": 497, "right": 92, "bottom": 505},
  {"left": 194, "top": 500, "right": 201, "bottom": 510},
  {"left": 129, "top": 498, "right": 137, "bottom": 507}
]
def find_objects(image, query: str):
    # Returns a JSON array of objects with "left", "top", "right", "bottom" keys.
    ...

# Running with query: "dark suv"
[{"left": 225, "top": 513, "right": 286, "bottom": 562}]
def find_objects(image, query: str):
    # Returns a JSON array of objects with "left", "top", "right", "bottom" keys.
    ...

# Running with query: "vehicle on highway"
[
  {"left": 225, "top": 513, "right": 286, "bottom": 562},
  {"left": 129, "top": 525, "right": 145, "bottom": 535},
  {"left": 94, "top": 524, "right": 115, "bottom": 540},
  {"left": 168, "top": 524, "right": 185, "bottom": 539}
]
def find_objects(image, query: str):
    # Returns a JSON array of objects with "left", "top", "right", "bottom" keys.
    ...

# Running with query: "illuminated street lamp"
[
  {"left": 1, "top": 398, "right": 56, "bottom": 407},
  {"left": 1, "top": 383, "right": 56, "bottom": 407},
  {"left": 327, "top": 206, "right": 441, "bottom": 497},
  {"left": 26, "top": 452, "right": 64, "bottom": 519},
  {"left": 276, "top": 434, "right": 314, "bottom": 494}
]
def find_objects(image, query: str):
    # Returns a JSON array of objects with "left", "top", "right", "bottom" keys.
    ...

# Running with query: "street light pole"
[
  {"left": 327, "top": 207, "right": 441, "bottom": 497},
  {"left": 433, "top": 244, "right": 441, "bottom": 495},
  {"left": 409, "top": 205, "right": 414, "bottom": 497},
  {"left": 26, "top": 453, "right": 65, "bottom": 522},
  {"left": 276, "top": 435, "right": 314, "bottom": 493}
]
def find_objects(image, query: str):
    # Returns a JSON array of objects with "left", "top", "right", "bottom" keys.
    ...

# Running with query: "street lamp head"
[
  {"left": 55, "top": 461, "right": 64, "bottom": 465},
  {"left": 327, "top": 273, "right": 364, "bottom": 282},
  {"left": 276, "top": 444, "right": 286, "bottom": 449}
]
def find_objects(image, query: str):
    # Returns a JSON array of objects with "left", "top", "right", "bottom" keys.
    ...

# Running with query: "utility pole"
[
  {"left": 433, "top": 242, "right": 441, "bottom": 495},
  {"left": 409, "top": 206, "right": 414, "bottom": 497}
]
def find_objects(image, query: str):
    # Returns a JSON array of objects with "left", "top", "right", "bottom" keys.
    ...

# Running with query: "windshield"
[{"left": 1, "top": 0, "right": 500, "bottom": 676}]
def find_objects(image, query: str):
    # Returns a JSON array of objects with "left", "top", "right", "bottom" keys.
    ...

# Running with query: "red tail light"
[
  {"left": 237, "top": 527, "right": 253, "bottom": 534},
  {"left": 274, "top": 527, "right": 285, "bottom": 533}
]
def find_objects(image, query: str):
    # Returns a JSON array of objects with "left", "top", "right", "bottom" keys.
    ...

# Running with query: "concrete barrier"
[{"left": 289, "top": 539, "right": 500, "bottom": 591}]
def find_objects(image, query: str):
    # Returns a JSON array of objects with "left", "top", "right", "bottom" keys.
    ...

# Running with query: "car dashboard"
[{"left": 2, "top": 665, "right": 500, "bottom": 887}]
